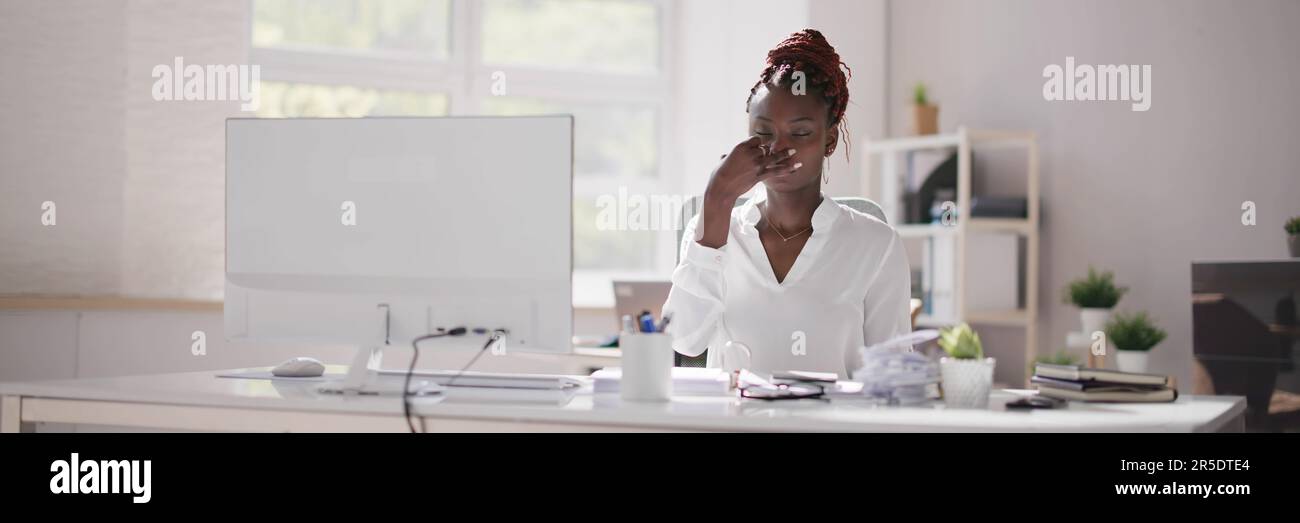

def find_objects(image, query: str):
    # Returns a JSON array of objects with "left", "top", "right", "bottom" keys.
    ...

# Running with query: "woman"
[{"left": 662, "top": 29, "right": 912, "bottom": 378}]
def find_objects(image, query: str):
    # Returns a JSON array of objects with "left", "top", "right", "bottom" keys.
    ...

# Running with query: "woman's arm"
[
  {"left": 661, "top": 214, "right": 729, "bottom": 357},
  {"left": 852, "top": 230, "right": 914, "bottom": 372},
  {"left": 662, "top": 136, "right": 791, "bottom": 356}
]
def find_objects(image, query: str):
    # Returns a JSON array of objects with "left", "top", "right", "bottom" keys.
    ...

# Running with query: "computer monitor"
[{"left": 225, "top": 116, "right": 573, "bottom": 393}]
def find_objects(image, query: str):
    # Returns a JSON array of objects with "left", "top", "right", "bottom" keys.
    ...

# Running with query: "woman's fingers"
[
  {"left": 760, "top": 149, "right": 796, "bottom": 169},
  {"left": 734, "top": 135, "right": 763, "bottom": 153}
]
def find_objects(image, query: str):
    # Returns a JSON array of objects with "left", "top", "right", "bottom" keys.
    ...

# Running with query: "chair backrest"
[{"left": 670, "top": 195, "right": 887, "bottom": 367}]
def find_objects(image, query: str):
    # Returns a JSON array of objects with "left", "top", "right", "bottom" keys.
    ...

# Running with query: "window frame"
[{"left": 249, "top": 0, "right": 682, "bottom": 308}]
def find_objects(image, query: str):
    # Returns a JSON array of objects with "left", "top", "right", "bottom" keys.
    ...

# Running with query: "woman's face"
[{"left": 748, "top": 82, "right": 839, "bottom": 193}]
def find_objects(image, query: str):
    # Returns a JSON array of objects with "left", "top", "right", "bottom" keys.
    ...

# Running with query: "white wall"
[
  {"left": 675, "top": 0, "right": 889, "bottom": 200},
  {"left": 0, "top": 0, "right": 129, "bottom": 294},
  {"left": 120, "top": 0, "right": 245, "bottom": 299},
  {"left": 676, "top": 0, "right": 809, "bottom": 197},
  {"left": 887, "top": 0, "right": 1300, "bottom": 388},
  {"left": 810, "top": 0, "right": 888, "bottom": 198},
  {"left": 0, "top": 0, "right": 244, "bottom": 301}
]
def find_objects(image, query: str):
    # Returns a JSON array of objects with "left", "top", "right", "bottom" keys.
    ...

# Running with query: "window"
[
  {"left": 252, "top": 0, "right": 678, "bottom": 306},
  {"left": 253, "top": 0, "right": 453, "bottom": 58},
  {"left": 480, "top": 0, "right": 659, "bottom": 74},
  {"left": 257, "top": 81, "right": 449, "bottom": 117}
]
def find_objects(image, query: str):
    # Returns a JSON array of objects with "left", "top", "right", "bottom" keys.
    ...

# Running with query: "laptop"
[{"left": 612, "top": 280, "right": 672, "bottom": 327}]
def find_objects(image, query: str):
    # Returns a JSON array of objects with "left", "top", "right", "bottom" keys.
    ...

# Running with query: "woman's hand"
[{"left": 696, "top": 136, "right": 799, "bottom": 248}]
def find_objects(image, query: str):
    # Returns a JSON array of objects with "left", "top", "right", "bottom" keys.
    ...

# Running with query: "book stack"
[{"left": 1031, "top": 363, "right": 1178, "bottom": 403}]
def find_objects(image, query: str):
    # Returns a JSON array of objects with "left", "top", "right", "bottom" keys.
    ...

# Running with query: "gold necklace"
[{"left": 761, "top": 205, "right": 812, "bottom": 242}]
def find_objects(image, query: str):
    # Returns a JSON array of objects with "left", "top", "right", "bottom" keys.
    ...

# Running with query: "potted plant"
[
  {"left": 1063, "top": 266, "right": 1128, "bottom": 344},
  {"left": 912, "top": 83, "right": 938, "bottom": 135},
  {"left": 1286, "top": 216, "right": 1300, "bottom": 258},
  {"left": 937, "top": 323, "right": 995, "bottom": 408},
  {"left": 1105, "top": 311, "right": 1166, "bottom": 373},
  {"left": 1029, "top": 350, "right": 1081, "bottom": 374}
]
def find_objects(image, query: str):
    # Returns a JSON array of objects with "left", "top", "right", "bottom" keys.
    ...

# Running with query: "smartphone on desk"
[{"left": 1005, "top": 395, "right": 1067, "bottom": 410}]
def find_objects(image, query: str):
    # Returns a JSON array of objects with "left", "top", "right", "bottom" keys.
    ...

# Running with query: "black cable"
[
  {"left": 406, "top": 327, "right": 466, "bottom": 434},
  {"left": 446, "top": 330, "right": 505, "bottom": 388}
]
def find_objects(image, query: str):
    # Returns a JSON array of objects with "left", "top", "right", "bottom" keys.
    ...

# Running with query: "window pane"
[
  {"left": 481, "top": 97, "right": 657, "bottom": 178},
  {"left": 484, "top": 97, "right": 660, "bottom": 271},
  {"left": 574, "top": 198, "right": 659, "bottom": 271},
  {"left": 482, "top": 0, "right": 659, "bottom": 74},
  {"left": 253, "top": 0, "right": 451, "bottom": 58},
  {"left": 256, "top": 82, "right": 449, "bottom": 117}
]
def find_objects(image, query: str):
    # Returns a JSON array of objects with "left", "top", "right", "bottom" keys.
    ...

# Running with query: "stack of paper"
[
  {"left": 851, "top": 345, "right": 940, "bottom": 405},
  {"left": 590, "top": 367, "right": 731, "bottom": 396}
]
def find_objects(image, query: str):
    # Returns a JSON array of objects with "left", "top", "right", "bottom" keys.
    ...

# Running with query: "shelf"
[
  {"left": 967, "top": 218, "right": 1033, "bottom": 235},
  {"left": 864, "top": 129, "right": 1035, "bottom": 154},
  {"left": 864, "top": 133, "right": 961, "bottom": 153},
  {"left": 915, "top": 309, "right": 1030, "bottom": 328},
  {"left": 895, "top": 223, "right": 959, "bottom": 238},
  {"left": 865, "top": 126, "right": 1040, "bottom": 386},
  {"left": 895, "top": 218, "right": 1032, "bottom": 238},
  {"left": 914, "top": 314, "right": 954, "bottom": 328},
  {"left": 966, "top": 309, "right": 1030, "bottom": 326}
]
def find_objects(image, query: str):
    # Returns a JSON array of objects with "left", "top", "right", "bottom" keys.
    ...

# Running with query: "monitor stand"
[{"left": 320, "top": 304, "right": 447, "bottom": 396}]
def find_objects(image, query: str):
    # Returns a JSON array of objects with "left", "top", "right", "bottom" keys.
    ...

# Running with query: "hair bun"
[{"left": 748, "top": 28, "right": 852, "bottom": 133}]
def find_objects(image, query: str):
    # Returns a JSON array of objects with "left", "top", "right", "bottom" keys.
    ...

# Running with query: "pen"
[
  {"left": 638, "top": 310, "right": 656, "bottom": 333},
  {"left": 655, "top": 314, "right": 672, "bottom": 333}
]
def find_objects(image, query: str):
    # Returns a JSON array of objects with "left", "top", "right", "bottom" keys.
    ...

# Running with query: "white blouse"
[{"left": 662, "top": 193, "right": 913, "bottom": 378}]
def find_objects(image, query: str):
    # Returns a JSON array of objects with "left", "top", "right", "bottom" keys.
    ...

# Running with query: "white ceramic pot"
[
  {"left": 1115, "top": 350, "right": 1150, "bottom": 374},
  {"left": 1079, "top": 308, "right": 1112, "bottom": 338},
  {"left": 940, "top": 357, "right": 996, "bottom": 409}
]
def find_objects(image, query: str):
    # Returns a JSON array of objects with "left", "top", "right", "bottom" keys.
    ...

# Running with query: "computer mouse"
[{"left": 271, "top": 357, "right": 326, "bottom": 377}]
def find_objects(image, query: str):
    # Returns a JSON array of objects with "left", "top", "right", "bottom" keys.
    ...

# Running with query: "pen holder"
[{"left": 621, "top": 333, "right": 673, "bottom": 402}]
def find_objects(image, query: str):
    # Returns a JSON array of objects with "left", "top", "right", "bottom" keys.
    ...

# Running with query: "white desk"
[{"left": 0, "top": 367, "right": 1246, "bottom": 433}]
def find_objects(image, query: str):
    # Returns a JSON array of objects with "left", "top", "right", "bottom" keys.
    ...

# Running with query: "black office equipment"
[{"left": 1191, "top": 260, "right": 1300, "bottom": 431}]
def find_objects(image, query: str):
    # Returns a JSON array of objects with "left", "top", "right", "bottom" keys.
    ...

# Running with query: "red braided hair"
[{"left": 746, "top": 29, "right": 852, "bottom": 155}]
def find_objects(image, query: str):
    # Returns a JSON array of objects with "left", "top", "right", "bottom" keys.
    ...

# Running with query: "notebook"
[
  {"left": 1033, "top": 363, "right": 1168, "bottom": 386},
  {"left": 1035, "top": 385, "right": 1178, "bottom": 403},
  {"left": 1030, "top": 375, "right": 1167, "bottom": 392}
]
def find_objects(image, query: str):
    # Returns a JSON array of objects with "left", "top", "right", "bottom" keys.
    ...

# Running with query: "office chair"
[{"left": 671, "top": 195, "right": 891, "bottom": 367}]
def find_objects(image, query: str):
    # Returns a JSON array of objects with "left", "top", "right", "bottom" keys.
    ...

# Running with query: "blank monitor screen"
[{"left": 225, "top": 116, "right": 573, "bottom": 352}]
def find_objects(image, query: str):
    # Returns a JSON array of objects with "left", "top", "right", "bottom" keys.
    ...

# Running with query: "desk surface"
[{"left": 0, "top": 367, "right": 1246, "bottom": 432}]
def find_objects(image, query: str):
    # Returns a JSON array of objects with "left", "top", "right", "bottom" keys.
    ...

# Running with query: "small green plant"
[
  {"left": 1063, "top": 266, "right": 1128, "bottom": 308},
  {"left": 1286, "top": 216, "right": 1300, "bottom": 235},
  {"left": 913, "top": 83, "right": 930, "bottom": 106},
  {"left": 1036, "top": 350, "right": 1081, "bottom": 366},
  {"left": 938, "top": 323, "right": 983, "bottom": 359},
  {"left": 1105, "top": 311, "right": 1167, "bottom": 352}
]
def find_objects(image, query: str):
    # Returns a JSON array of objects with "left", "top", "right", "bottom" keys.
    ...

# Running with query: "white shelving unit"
[{"left": 861, "top": 127, "right": 1040, "bottom": 376}]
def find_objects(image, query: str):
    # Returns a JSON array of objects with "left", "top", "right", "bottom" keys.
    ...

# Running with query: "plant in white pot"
[
  {"left": 937, "top": 323, "right": 995, "bottom": 409},
  {"left": 1286, "top": 216, "right": 1300, "bottom": 258},
  {"left": 1063, "top": 266, "right": 1128, "bottom": 346},
  {"left": 1104, "top": 311, "right": 1166, "bottom": 374}
]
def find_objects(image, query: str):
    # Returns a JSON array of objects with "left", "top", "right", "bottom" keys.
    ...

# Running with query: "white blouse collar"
[{"left": 738, "top": 191, "right": 842, "bottom": 234}]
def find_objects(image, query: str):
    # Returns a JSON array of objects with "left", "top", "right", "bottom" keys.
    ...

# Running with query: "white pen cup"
[{"left": 620, "top": 332, "right": 674, "bottom": 402}]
